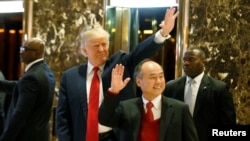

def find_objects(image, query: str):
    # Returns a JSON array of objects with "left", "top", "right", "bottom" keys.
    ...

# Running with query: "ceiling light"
[
  {"left": 0, "top": 1, "right": 24, "bottom": 13},
  {"left": 109, "top": 0, "right": 178, "bottom": 8}
]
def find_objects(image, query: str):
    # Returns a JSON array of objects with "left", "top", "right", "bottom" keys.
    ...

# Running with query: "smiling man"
[{"left": 98, "top": 59, "right": 198, "bottom": 141}]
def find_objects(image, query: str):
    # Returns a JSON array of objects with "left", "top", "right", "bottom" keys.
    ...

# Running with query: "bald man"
[
  {"left": 99, "top": 59, "right": 198, "bottom": 141},
  {"left": 0, "top": 38, "right": 56, "bottom": 141}
]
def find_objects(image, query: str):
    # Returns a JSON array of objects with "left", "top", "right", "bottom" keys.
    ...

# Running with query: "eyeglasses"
[{"left": 20, "top": 46, "right": 37, "bottom": 52}]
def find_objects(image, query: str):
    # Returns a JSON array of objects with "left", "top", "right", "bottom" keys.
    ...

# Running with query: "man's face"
[
  {"left": 182, "top": 50, "right": 205, "bottom": 78},
  {"left": 19, "top": 43, "right": 38, "bottom": 64},
  {"left": 82, "top": 37, "right": 109, "bottom": 66},
  {"left": 136, "top": 61, "right": 166, "bottom": 100}
]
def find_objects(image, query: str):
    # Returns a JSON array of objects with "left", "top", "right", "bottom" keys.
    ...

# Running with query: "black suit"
[
  {"left": 56, "top": 34, "right": 166, "bottom": 141},
  {"left": 0, "top": 61, "right": 55, "bottom": 141},
  {"left": 163, "top": 74, "right": 236, "bottom": 141},
  {"left": 99, "top": 95, "right": 199, "bottom": 141},
  {"left": 0, "top": 71, "right": 6, "bottom": 134}
]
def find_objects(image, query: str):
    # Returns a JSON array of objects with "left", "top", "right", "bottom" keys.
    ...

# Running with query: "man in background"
[
  {"left": 0, "top": 71, "right": 6, "bottom": 134},
  {"left": 0, "top": 38, "right": 56, "bottom": 141},
  {"left": 164, "top": 47, "right": 236, "bottom": 141}
]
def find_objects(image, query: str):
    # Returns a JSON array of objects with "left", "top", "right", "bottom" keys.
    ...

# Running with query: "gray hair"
[{"left": 80, "top": 27, "right": 110, "bottom": 48}]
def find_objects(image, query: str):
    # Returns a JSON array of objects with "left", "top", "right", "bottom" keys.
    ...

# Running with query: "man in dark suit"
[
  {"left": 0, "top": 38, "right": 56, "bottom": 141},
  {"left": 56, "top": 8, "right": 179, "bottom": 141},
  {"left": 99, "top": 59, "right": 198, "bottom": 141},
  {"left": 163, "top": 47, "right": 236, "bottom": 141},
  {"left": 0, "top": 71, "right": 6, "bottom": 134}
]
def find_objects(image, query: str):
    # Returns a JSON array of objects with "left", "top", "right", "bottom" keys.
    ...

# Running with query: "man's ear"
[
  {"left": 202, "top": 59, "right": 207, "bottom": 65},
  {"left": 136, "top": 78, "right": 141, "bottom": 87},
  {"left": 81, "top": 47, "right": 88, "bottom": 57}
]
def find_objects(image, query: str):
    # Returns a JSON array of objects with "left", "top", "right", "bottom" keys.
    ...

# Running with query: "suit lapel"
[
  {"left": 102, "top": 61, "right": 112, "bottom": 96},
  {"left": 193, "top": 75, "right": 209, "bottom": 118},
  {"left": 78, "top": 64, "right": 88, "bottom": 118},
  {"left": 159, "top": 97, "right": 174, "bottom": 141},
  {"left": 133, "top": 99, "right": 143, "bottom": 140},
  {"left": 176, "top": 77, "right": 187, "bottom": 101}
]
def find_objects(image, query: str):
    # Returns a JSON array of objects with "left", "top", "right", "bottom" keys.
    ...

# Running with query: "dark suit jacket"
[
  {"left": 0, "top": 61, "right": 55, "bottom": 141},
  {"left": 0, "top": 71, "right": 6, "bottom": 134},
  {"left": 99, "top": 95, "right": 199, "bottom": 141},
  {"left": 56, "top": 34, "right": 166, "bottom": 141},
  {"left": 163, "top": 74, "right": 236, "bottom": 141}
]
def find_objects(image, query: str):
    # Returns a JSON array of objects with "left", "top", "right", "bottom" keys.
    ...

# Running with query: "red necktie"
[
  {"left": 86, "top": 67, "right": 100, "bottom": 141},
  {"left": 146, "top": 101, "right": 154, "bottom": 122}
]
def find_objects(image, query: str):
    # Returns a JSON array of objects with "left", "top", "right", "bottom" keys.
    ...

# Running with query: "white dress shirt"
[
  {"left": 142, "top": 94, "right": 162, "bottom": 120},
  {"left": 184, "top": 72, "right": 204, "bottom": 115}
]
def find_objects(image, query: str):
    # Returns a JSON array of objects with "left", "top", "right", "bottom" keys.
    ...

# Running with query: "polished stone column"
[{"left": 175, "top": 0, "right": 190, "bottom": 78}]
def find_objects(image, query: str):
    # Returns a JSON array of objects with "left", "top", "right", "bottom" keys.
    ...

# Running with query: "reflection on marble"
[
  {"left": 189, "top": 0, "right": 250, "bottom": 124},
  {"left": 33, "top": 0, "right": 103, "bottom": 91}
]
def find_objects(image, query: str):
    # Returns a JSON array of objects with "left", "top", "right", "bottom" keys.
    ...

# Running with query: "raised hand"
[
  {"left": 159, "top": 7, "right": 179, "bottom": 37},
  {"left": 108, "top": 64, "right": 131, "bottom": 94}
]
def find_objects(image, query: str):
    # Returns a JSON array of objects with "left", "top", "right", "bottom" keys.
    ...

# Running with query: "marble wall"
[
  {"left": 31, "top": 0, "right": 104, "bottom": 140},
  {"left": 189, "top": 0, "right": 250, "bottom": 124},
  {"left": 33, "top": 0, "right": 103, "bottom": 92}
]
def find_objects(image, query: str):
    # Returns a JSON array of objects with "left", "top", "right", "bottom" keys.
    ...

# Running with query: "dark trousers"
[{"left": 99, "top": 130, "right": 118, "bottom": 141}]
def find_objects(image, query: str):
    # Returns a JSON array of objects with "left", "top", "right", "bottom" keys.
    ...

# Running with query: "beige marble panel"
[
  {"left": 31, "top": 0, "right": 104, "bottom": 140},
  {"left": 189, "top": 0, "right": 250, "bottom": 124},
  {"left": 32, "top": 0, "right": 104, "bottom": 90}
]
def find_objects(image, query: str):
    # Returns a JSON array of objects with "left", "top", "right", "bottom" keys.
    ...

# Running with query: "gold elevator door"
[{"left": 105, "top": 7, "right": 177, "bottom": 82}]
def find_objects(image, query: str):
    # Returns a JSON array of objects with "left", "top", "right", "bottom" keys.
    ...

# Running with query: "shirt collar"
[
  {"left": 87, "top": 62, "right": 104, "bottom": 75},
  {"left": 142, "top": 94, "right": 162, "bottom": 110},
  {"left": 186, "top": 71, "right": 204, "bottom": 85},
  {"left": 25, "top": 58, "right": 44, "bottom": 72}
]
